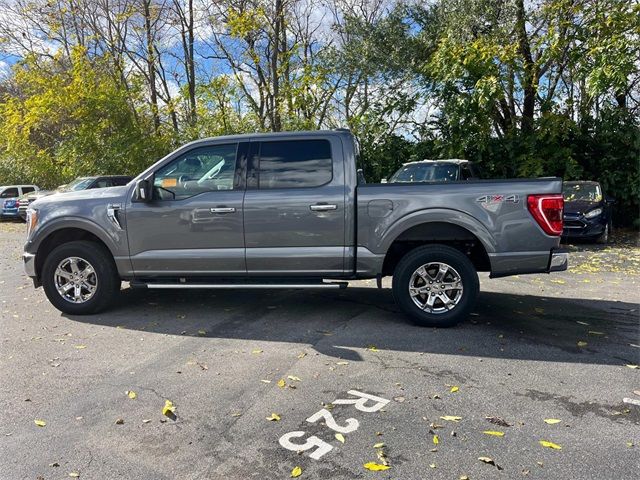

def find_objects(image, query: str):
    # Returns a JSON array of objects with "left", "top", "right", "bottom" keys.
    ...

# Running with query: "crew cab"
[{"left": 23, "top": 131, "right": 567, "bottom": 327}]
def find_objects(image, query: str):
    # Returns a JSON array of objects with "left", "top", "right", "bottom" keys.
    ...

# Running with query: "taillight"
[{"left": 527, "top": 194, "right": 564, "bottom": 236}]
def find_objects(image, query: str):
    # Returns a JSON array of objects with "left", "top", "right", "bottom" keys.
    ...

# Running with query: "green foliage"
[
  {"left": 0, "top": 48, "right": 172, "bottom": 188},
  {"left": 0, "top": 0, "right": 637, "bottom": 226}
]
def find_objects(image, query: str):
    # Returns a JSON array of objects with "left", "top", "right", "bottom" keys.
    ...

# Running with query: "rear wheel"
[
  {"left": 392, "top": 245, "right": 479, "bottom": 327},
  {"left": 42, "top": 240, "right": 120, "bottom": 315}
]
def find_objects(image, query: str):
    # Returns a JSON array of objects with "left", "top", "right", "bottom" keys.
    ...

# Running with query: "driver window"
[{"left": 153, "top": 143, "right": 238, "bottom": 200}]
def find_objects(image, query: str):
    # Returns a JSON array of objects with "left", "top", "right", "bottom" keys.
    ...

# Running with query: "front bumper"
[
  {"left": 562, "top": 216, "right": 606, "bottom": 238},
  {"left": 23, "top": 252, "right": 36, "bottom": 277}
]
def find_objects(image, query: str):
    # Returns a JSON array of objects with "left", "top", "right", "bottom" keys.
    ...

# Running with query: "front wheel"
[
  {"left": 595, "top": 223, "right": 610, "bottom": 244},
  {"left": 392, "top": 245, "right": 479, "bottom": 327},
  {"left": 42, "top": 240, "right": 120, "bottom": 315}
]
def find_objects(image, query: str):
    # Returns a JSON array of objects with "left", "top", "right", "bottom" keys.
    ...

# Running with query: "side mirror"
[{"left": 135, "top": 178, "right": 152, "bottom": 202}]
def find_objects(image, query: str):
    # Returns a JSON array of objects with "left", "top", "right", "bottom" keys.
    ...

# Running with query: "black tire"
[
  {"left": 595, "top": 223, "right": 610, "bottom": 244},
  {"left": 392, "top": 245, "right": 479, "bottom": 327},
  {"left": 42, "top": 240, "right": 120, "bottom": 315}
]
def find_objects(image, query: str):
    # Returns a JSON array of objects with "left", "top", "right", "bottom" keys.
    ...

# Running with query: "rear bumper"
[
  {"left": 489, "top": 248, "right": 568, "bottom": 278},
  {"left": 548, "top": 250, "right": 569, "bottom": 272},
  {"left": 1, "top": 208, "right": 20, "bottom": 218}
]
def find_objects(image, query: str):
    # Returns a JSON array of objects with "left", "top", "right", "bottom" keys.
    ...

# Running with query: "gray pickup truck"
[{"left": 23, "top": 130, "right": 567, "bottom": 327}]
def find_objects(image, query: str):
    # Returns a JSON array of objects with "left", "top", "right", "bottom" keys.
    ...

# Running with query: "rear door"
[{"left": 243, "top": 136, "right": 346, "bottom": 276}]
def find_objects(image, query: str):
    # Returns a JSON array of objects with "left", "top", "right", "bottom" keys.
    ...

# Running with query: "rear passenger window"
[
  {"left": 258, "top": 140, "right": 332, "bottom": 189},
  {"left": 112, "top": 177, "right": 129, "bottom": 186},
  {"left": 22, "top": 187, "right": 35, "bottom": 194}
]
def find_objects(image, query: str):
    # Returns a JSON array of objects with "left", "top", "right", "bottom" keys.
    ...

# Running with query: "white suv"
[{"left": 1, "top": 185, "right": 40, "bottom": 219}]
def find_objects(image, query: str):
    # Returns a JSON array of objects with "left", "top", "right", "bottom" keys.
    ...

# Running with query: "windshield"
[
  {"left": 61, "top": 178, "right": 95, "bottom": 192},
  {"left": 563, "top": 183, "right": 602, "bottom": 202},
  {"left": 390, "top": 163, "right": 460, "bottom": 183}
]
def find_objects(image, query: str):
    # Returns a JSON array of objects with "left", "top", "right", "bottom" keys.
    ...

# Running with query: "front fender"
[
  {"left": 376, "top": 208, "right": 497, "bottom": 255},
  {"left": 26, "top": 216, "right": 126, "bottom": 257}
]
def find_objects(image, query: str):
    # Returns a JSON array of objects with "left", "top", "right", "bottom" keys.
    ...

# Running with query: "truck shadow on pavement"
[{"left": 64, "top": 286, "right": 639, "bottom": 367}]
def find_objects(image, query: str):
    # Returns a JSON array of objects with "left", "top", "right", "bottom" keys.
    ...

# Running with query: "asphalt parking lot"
[{"left": 1, "top": 221, "right": 638, "bottom": 480}]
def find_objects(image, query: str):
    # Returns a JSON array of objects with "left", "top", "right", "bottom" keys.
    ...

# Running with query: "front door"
[
  {"left": 243, "top": 137, "right": 346, "bottom": 276},
  {"left": 125, "top": 142, "right": 246, "bottom": 276}
]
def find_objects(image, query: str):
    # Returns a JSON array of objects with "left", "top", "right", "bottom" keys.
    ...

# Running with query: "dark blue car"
[{"left": 562, "top": 181, "right": 614, "bottom": 243}]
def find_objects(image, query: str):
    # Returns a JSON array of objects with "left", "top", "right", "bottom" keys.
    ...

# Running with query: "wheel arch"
[
  {"left": 33, "top": 220, "right": 117, "bottom": 280},
  {"left": 381, "top": 217, "right": 493, "bottom": 277}
]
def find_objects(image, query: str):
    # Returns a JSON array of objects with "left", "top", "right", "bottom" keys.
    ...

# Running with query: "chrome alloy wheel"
[
  {"left": 54, "top": 257, "right": 98, "bottom": 304},
  {"left": 408, "top": 262, "right": 464, "bottom": 313}
]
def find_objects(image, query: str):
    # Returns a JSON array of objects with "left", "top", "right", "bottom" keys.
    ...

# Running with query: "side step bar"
[{"left": 134, "top": 281, "right": 348, "bottom": 290}]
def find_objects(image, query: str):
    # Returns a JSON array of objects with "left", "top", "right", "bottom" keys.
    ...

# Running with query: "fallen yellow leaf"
[
  {"left": 335, "top": 433, "right": 345, "bottom": 443},
  {"left": 336, "top": 361, "right": 349, "bottom": 365},
  {"left": 291, "top": 466, "right": 302, "bottom": 478},
  {"left": 577, "top": 341, "right": 588, "bottom": 347},
  {"left": 74, "top": 345, "right": 86, "bottom": 349},
  {"left": 483, "top": 431, "right": 505, "bottom": 437},
  {"left": 429, "top": 463, "right": 436, "bottom": 468},
  {"left": 433, "top": 434, "right": 439, "bottom": 444},
  {"left": 126, "top": 390, "right": 137, "bottom": 399},
  {"left": 373, "top": 442, "right": 385, "bottom": 448},
  {"left": 366, "top": 345, "right": 379, "bottom": 352},
  {"left": 287, "top": 375, "right": 301, "bottom": 382},
  {"left": 277, "top": 379, "right": 286, "bottom": 388},
  {"left": 297, "top": 352, "right": 307, "bottom": 359},
  {"left": 625, "top": 364, "right": 639, "bottom": 369},
  {"left": 162, "top": 400, "right": 175, "bottom": 417},
  {"left": 450, "top": 386, "right": 459, "bottom": 393},
  {"left": 440, "top": 415, "right": 462, "bottom": 422},
  {"left": 69, "top": 473, "right": 80, "bottom": 478},
  {"left": 544, "top": 419, "right": 561, "bottom": 424},
  {"left": 252, "top": 349, "right": 263, "bottom": 354},
  {"left": 34, "top": 419, "right": 46, "bottom": 427},
  {"left": 197, "top": 330, "right": 206, "bottom": 336},
  {"left": 266, "top": 413, "right": 281, "bottom": 421},
  {"left": 539, "top": 440, "right": 562, "bottom": 450},
  {"left": 363, "top": 462, "right": 390, "bottom": 471}
]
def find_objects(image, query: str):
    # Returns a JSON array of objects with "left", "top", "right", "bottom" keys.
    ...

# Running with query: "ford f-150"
[{"left": 23, "top": 130, "right": 568, "bottom": 327}]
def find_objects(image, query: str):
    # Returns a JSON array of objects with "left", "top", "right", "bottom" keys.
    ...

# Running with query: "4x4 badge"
[{"left": 476, "top": 194, "right": 519, "bottom": 204}]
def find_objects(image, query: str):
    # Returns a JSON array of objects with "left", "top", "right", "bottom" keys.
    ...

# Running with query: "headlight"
[
  {"left": 584, "top": 208, "right": 602, "bottom": 219},
  {"left": 26, "top": 208, "right": 38, "bottom": 237}
]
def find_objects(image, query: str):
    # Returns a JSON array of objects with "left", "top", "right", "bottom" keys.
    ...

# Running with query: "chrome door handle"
[
  {"left": 310, "top": 204, "right": 337, "bottom": 211},
  {"left": 210, "top": 207, "right": 236, "bottom": 214}
]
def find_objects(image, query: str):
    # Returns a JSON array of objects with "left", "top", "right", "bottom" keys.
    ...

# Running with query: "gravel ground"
[{"left": 1, "top": 221, "right": 638, "bottom": 480}]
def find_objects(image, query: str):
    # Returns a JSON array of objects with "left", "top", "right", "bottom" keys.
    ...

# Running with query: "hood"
[
  {"left": 31, "top": 185, "right": 128, "bottom": 210},
  {"left": 563, "top": 199, "right": 600, "bottom": 215}
]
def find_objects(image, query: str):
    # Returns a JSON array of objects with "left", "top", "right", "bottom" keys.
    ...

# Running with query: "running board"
[{"left": 136, "top": 281, "right": 348, "bottom": 290}]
